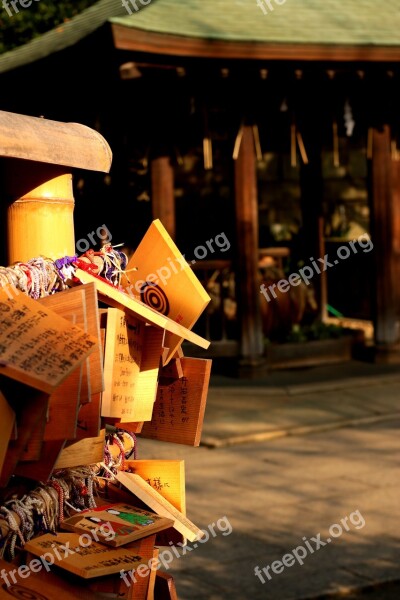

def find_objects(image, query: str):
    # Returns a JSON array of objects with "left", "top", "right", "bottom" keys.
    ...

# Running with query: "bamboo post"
[
  {"left": 0, "top": 109, "right": 112, "bottom": 536},
  {"left": 0, "top": 109, "right": 112, "bottom": 262},
  {"left": 5, "top": 164, "right": 75, "bottom": 262}
]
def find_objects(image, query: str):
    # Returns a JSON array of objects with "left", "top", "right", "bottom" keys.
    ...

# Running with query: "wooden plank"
[
  {"left": 54, "top": 429, "right": 105, "bottom": 469},
  {"left": 0, "top": 109, "right": 112, "bottom": 172},
  {"left": 154, "top": 571, "right": 179, "bottom": 600},
  {"left": 0, "top": 286, "right": 98, "bottom": 394},
  {"left": 0, "top": 387, "right": 48, "bottom": 487},
  {"left": 146, "top": 547, "right": 159, "bottom": 600},
  {"left": 74, "top": 321, "right": 106, "bottom": 439},
  {"left": 18, "top": 412, "right": 47, "bottom": 462},
  {"left": 75, "top": 392, "right": 101, "bottom": 440},
  {"left": 15, "top": 440, "right": 66, "bottom": 481},
  {"left": 122, "top": 219, "right": 210, "bottom": 363},
  {"left": 0, "top": 391, "right": 15, "bottom": 477},
  {"left": 82, "top": 282, "right": 105, "bottom": 396},
  {"left": 116, "top": 472, "right": 203, "bottom": 543},
  {"left": 114, "top": 421, "right": 144, "bottom": 434},
  {"left": 159, "top": 357, "right": 183, "bottom": 381},
  {"left": 127, "top": 535, "right": 156, "bottom": 600},
  {"left": 88, "top": 535, "right": 156, "bottom": 599},
  {"left": 74, "top": 269, "right": 210, "bottom": 350},
  {"left": 141, "top": 358, "right": 211, "bottom": 446},
  {"left": 44, "top": 364, "right": 82, "bottom": 441},
  {"left": 0, "top": 557, "right": 100, "bottom": 600},
  {"left": 125, "top": 460, "right": 186, "bottom": 546},
  {"left": 25, "top": 532, "right": 153, "bottom": 579}
]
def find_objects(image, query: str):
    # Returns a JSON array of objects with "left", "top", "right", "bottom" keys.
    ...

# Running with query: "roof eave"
[{"left": 111, "top": 24, "right": 400, "bottom": 62}]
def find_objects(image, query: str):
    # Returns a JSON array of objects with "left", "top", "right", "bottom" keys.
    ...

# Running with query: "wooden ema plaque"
[
  {"left": 74, "top": 392, "right": 102, "bottom": 440},
  {"left": 74, "top": 269, "right": 210, "bottom": 352},
  {"left": 0, "top": 558, "right": 100, "bottom": 600},
  {"left": 60, "top": 503, "right": 173, "bottom": 547},
  {"left": 125, "top": 460, "right": 186, "bottom": 546},
  {"left": 141, "top": 357, "right": 212, "bottom": 446},
  {"left": 74, "top": 321, "right": 106, "bottom": 441},
  {"left": 39, "top": 288, "right": 89, "bottom": 404},
  {"left": 41, "top": 297, "right": 83, "bottom": 442},
  {"left": 87, "top": 534, "right": 156, "bottom": 600},
  {"left": 0, "top": 286, "right": 97, "bottom": 394},
  {"left": 116, "top": 472, "right": 203, "bottom": 543},
  {"left": 102, "top": 310, "right": 163, "bottom": 422},
  {"left": 25, "top": 532, "right": 151, "bottom": 579},
  {"left": 39, "top": 283, "right": 104, "bottom": 397},
  {"left": 54, "top": 429, "right": 105, "bottom": 470},
  {"left": 123, "top": 219, "right": 210, "bottom": 365}
]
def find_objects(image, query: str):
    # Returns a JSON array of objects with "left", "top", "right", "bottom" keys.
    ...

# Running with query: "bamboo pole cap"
[{"left": 0, "top": 110, "right": 112, "bottom": 172}]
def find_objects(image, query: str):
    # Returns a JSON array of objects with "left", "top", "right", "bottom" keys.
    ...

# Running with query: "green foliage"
[
  {"left": 0, "top": 0, "right": 98, "bottom": 54},
  {"left": 285, "top": 322, "right": 345, "bottom": 343}
]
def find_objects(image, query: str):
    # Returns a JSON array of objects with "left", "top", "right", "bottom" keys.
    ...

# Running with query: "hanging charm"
[
  {"left": 203, "top": 136, "right": 213, "bottom": 170},
  {"left": 367, "top": 127, "right": 373, "bottom": 160},
  {"left": 296, "top": 130, "right": 309, "bottom": 165},
  {"left": 344, "top": 99, "right": 355, "bottom": 137},
  {"left": 333, "top": 120, "right": 340, "bottom": 167},
  {"left": 291, "top": 122, "right": 297, "bottom": 167},
  {"left": 232, "top": 124, "right": 244, "bottom": 160},
  {"left": 252, "top": 124, "right": 263, "bottom": 161}
]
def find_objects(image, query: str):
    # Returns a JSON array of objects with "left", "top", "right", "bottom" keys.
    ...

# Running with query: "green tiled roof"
[
  {"left": 0, "top": 0, "right": 399, "bottom": 76},
  {"left": 111, "top": 0, "right": 400, "bottom": 47}
]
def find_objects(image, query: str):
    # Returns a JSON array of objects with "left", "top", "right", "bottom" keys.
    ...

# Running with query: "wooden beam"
[
  {"left": 112, "top": 25, "right": 400, "bottom": 62},
  {"left": 0, "top": 110, "right": 112, "bottom": 172},
  {"left": 151, "top": 156, "right": 175, "bottom": 239},
  {"left": 234, "top": 126, "right": 263, "bottom": 363},
  {"left": 370, "top": 125, "right": 400, "bottom": 353}
]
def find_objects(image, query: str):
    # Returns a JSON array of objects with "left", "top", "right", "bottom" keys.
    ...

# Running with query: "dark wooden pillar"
[
  {"left": 371, "top": 125, "right": 400, "bottom": 358},
  {"left": 235, "top": 126, "right": 264, "bottom": 368},
  {"left": 299, "top": 125, "right": 325, "bottom": 321},
  {"left": 151, "top": 156, "right": 175, "bottom": 239}
]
